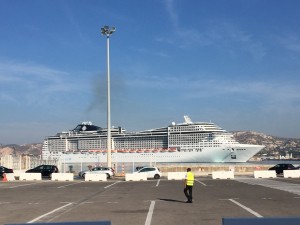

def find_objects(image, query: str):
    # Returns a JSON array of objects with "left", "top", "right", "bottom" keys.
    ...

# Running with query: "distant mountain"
[
  {"left": 0, "top": 143, "right": 42, "bottom": 156},
  {"left": 233, "top": 131, "right": 300, "bottom": 158},
  {"left": 1, "top": 131, "right": 300, "bottom": 158}
]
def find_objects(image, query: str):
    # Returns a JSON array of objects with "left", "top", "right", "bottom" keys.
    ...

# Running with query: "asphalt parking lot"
[{"left": 1, "top": 176, "right": 300, "bottom": 225}]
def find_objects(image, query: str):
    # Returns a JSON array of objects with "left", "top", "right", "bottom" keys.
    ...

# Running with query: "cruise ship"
[{"left": 42, "top": 116, "right": 264, "bottom": 163}]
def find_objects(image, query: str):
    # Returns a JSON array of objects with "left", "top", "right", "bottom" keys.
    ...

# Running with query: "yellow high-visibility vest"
[{"left": 186, "top": 171, "right": 194, "bottom": 186}]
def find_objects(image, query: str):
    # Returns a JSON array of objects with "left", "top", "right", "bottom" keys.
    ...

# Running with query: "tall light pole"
[{"left": 101, "top": 25, "right": 116, "bottom": 168}]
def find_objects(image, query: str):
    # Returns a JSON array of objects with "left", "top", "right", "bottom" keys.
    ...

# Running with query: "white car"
[
  {"left": 79, "top": 167, "right": 115, "bottom": 179},
  {"left": 136, "top": 167, "right": 161, "bottom": 179}
]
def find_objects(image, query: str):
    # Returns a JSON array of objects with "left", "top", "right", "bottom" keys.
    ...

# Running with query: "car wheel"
[
  {"left": 106, "top": 173, "right": 111, "bottom": 179},
  {"left": 154, "top": 174, "right": 160, "bottom": 179},
  {"left": 82, "top": 173, "right": 86, "bottom": 179}
]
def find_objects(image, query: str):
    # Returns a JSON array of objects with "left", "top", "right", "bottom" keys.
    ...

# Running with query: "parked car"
[
  {"left": 136, "top": 166, "right": 145, "bottom": 171},
  {"left": 26, "top": 165, "right": 59, "bottom": 177},
  {"left": 292, "top": 165, "right": 300, "bottom": 170},
  {"left": 0, "top": 166, "right": 14, "bottom": 178},
  {"left": 135, "top": 167, "right": 161, "bottom": 179},
  {"left": 79, "top": 167, "right": 115, "bottom": 179},
  {"left": 268, "top": 163, "right": 296, "bottom": 174}
]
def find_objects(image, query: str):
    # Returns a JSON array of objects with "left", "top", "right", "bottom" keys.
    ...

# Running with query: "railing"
[
  {"left": 0, "top": 155, "right": 153, "bottom": 174},
  {"left": 0, "top": 155, "right": 58, "bottom": 171}
]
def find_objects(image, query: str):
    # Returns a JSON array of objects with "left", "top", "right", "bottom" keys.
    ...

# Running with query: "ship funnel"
[{"left": 184, "top": 115, "right": 193, "bottom": 124}]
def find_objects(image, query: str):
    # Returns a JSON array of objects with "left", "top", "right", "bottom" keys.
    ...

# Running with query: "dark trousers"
[{"left": 184, "top": 185, "right": 193, "bottom": 202}]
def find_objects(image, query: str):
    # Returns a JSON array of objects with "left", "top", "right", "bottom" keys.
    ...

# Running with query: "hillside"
[
  {"left": 0, "top": 143, "right": 42, "bottom": 156},
  {"left": 233, "top": 131, "right": 300, "bottom": 158},
  {"left": 1, "top": 131, "right": 300, "bottom": 158}
]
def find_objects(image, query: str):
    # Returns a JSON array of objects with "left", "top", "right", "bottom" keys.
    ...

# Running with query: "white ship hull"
[
  {"left": 59, "top": 144, "right": 262, "bottom": 163},
  {"left": 43, "top": 116, "right": 264, "bottom": 163}
]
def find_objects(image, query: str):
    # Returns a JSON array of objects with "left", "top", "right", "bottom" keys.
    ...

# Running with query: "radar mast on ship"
[{"left": 184, "top": 115, "right": 193, "bottom": 124}]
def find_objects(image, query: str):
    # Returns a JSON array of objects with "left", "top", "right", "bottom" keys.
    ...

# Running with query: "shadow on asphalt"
[{"left": 158, "top": 198, "right": 186, "bottom": 203}]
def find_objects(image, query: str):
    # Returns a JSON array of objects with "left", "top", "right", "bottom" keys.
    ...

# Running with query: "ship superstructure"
[{"left": 42, "top": 116, "right": 264, "bottom": 163}]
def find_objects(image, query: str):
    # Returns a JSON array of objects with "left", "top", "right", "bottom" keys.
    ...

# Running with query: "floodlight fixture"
[{"left": 101, "top": 26, "right": 116, "bottom": 36}]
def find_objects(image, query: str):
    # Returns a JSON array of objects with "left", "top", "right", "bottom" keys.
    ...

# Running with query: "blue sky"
[{"left": 1, "top": 0, "right": 300, "bottom": 144}]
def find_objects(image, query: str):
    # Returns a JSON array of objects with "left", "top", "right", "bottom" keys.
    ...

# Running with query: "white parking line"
[
  {"left": 9, "top": 181, "right": 48, "bottom": 189},
  {"left": 27, "top": 202, "right": 73, "bottom": 223},
  {"left": 145, "top": 201, "right": 155, "bottom": 225},
  {"left": 104, "top": 181, "right": 121, "bottom": 189},
  {"left": 236, "top": 178, "right": 300, "bottom": 196},
  {"left": 195, "top": 179, "right": 207, "bottom": 186},
  {"left": 0, "top": 202, "right": 10, "bottom": 204},
  {"left": 156, "top": 179, "right": 160, "bottom": 187},
  {"left": 57, "top": 181, "right": 84, "bottom": 188},
  {"left": 228, "top": 199, "right": 263, "bottom": 218}
]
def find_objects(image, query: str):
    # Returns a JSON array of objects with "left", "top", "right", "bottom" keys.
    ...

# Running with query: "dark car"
[
  {"left": 268, "top": 163, "right": 296, "bottom": 174},
  {"left": 26, "top": 165, "right": 59, "bottom": 177},
  {"left": 292, "top": 166, "right": 300, "bottom": 170},
  {"left": 0, "top": 166, "right": 14, "bottom": 178}
]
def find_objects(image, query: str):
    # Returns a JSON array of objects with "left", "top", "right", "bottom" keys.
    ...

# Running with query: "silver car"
[{"left": 79, "top": 167, "right": 115, "bottom": 179}]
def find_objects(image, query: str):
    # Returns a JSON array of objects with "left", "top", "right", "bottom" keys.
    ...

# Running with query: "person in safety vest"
[{"left": 184, "top": 168, "right": 194, "bottom": 203}]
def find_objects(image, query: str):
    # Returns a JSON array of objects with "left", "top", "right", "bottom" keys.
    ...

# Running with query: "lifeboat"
[
  {"left": 160, "top": 148, "right": 168, "bottom": 153},
  {"left": 168, "top": 148, "right": 177, "bottom": 152},
  {"left": 89, "top": 150, "right": 102, "bottom": 153},
  {"left": 144, "top": 149, "right": 152, "bottom": 153},
  {"left": 136, "top": 149, "right": 144, "bottom": 153},
  {"left": 129, "top": 149, "right": 136, "bottom": 153}
]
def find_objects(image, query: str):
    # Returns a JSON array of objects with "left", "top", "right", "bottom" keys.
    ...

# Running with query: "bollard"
[
  {"left": 2, "top": 173, "right": 8, "bottom": 182},
  {"left": 122, "top": 163, "right": 125, "bottom": 177}
]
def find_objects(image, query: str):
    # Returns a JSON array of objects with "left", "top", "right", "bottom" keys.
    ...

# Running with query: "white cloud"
[
  {"left": 0, "top": 60, "right": 90, "bottom": 106},
  {"left": 133, "top": 47, "right": 170, "bottom": 58},
  {"left": 278, "top": 33, "right": 300, "bottom": 53},
  {"left": 60, "top": 1, "right": 90, "bottom": 44},
  {"left": 162, "top": 1, "right": 266, "bottom": 60},
  {"left": 164, "top": 0, "right": 179, "bottom": 30},
  {"left": 178, "top": 22, "right": 266, "bottom": 59},
  {"left": 0, "top": 93, "right": 19, "bottom": 104},
  {"left": 126, "top": 71, "right": 300, "bottom": 114},
  {"left": 0, "top": 61, "right": 67, "bottom": 83}
]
